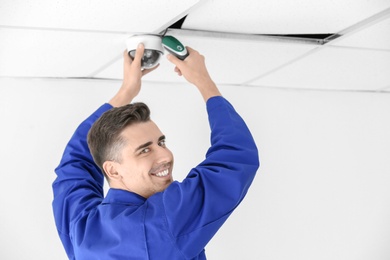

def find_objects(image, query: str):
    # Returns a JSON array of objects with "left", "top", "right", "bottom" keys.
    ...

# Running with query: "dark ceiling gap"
[
  {"left": 265, "top": 33, "right": 340, "bottom": 41},
  {"left": 272, "top": 34, "right": 333, "bottom": 40},
  {"left": 166, "top": 16, "right": 340, "bottom": 44},
  {"left": 167, "top": 16, "right": 188, "bottom": 29}
]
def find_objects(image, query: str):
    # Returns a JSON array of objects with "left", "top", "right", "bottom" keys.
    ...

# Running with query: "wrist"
[
  {"left": 195, "top": 80, "right": 221, "bottom": 102},
  {"left": 109, "top": 84, "right": 138, "bottom": 107}
]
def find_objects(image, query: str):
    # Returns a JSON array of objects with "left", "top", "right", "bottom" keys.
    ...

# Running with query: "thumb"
[
  {"left": 133, "top": 43, "right": 145, "bottom": 65},
  {"left": 166, "top": 53, "right": 183, "bottom": 67}
]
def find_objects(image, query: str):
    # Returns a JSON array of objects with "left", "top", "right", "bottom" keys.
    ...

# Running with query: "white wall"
[{"left": 0, "top": 78, "right": 389, "bottom": 259}]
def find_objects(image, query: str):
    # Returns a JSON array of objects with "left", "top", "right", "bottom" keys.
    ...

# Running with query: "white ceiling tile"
[
  {"left": 0, "top": 0, "right": 200, "bottom": 33},
  {"left": 183, "top": 0, "right": 390, "bottom": 34},
  {"left": 249, "top": 46, "right": 390, "bottom": 91},
  {"left": 95, "top": 31, "right": 318, "bottom": 85},
  {"left": 330, "top": 16, "right": 390, "bottom": 50},
  {"left": 0, "top": 28, "right": 127, "bottom": 77}
]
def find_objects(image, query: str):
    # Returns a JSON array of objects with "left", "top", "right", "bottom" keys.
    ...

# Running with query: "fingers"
[
  {"left": 132, "top": 43, "right": 145, "bottom": 67},
  {"left": 167, "top": 53, "right": 185, "bottom": 77},
  {"left": 185, "top": 46, "right": 195, "bottom": 54},
  {"left": 174, "top": 66, "right": 182, "bottom": 76},
  {"left": 142, "top": 64, "right": 160, "bottom": 76},
  {"left": 123, "top": 50, "right": 132, "bottom": 65},
  {"left": 166, "top": 53, "right": 183, "bottom": 66}
]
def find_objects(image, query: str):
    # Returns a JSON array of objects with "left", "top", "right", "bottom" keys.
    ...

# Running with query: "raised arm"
[
  {"left": 164, "top": 47, "right": 260, "bottom": 257},
  {"left": 52, "top": 44, "right": 157, "bottom": 258}
]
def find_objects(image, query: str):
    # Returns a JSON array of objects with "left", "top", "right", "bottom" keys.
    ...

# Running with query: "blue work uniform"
[{"left": 52, "top": 96, "right": 259, "bottom": 259}]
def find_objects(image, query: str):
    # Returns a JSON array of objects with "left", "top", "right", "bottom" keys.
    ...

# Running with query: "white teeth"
[{"left": 155, "top": 169, "right": 169, "bottom": 177}]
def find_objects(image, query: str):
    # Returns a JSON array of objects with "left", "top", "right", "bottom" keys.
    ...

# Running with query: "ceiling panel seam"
[
  {"left": 324, "top": 44, "right": 390, "bottom": 53},
  {"left": 241, "top": 46, "right": 323, "bottom": 86},
  {"left": 239, "top": 83, "right": 390, "bottom": 94},
  {"left": 1, "top": 75, "right": 389, "bottom": 94},
  {"left": 325, "top": 7, "right": 390, "bottom": 45},
  {"left": 381, "top": 84, "right": 390, "bottom": 91},
  {"left": 1, "top": 76, "right": 389, "bottom": 94},
  {"left": 0, "top": 25, "right": 129, "bottom": 35},
  {"left": 87, "top": 53, "right": 123, "bottom": 78},
  {"left": 167, "top": 28, "right": 324, "bottom": 45}
]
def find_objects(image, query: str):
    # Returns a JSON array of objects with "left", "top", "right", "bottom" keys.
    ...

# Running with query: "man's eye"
[
  {"left": 140, "top": 147, "right": 151, "bottom": 154},
  {"left": 159, "top": 140, "right": 166, "bottom": 147}
]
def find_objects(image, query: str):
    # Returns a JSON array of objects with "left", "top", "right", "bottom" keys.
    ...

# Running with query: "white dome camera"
[{"left": 126, "top": 34, "right": 163, "bottom": 69}]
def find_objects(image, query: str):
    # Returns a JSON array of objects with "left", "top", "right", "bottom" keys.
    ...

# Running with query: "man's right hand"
[{"left": 167, "top": 47, "right": 221, "bottom": 102}]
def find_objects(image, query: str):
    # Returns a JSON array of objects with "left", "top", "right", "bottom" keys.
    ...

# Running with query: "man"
[{"left": 52, "top": 43, "right": 259, "bottom": 259}]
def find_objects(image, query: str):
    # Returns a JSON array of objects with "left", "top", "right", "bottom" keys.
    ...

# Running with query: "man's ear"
[{"left": 102, "top": 161, "right": 121, "bottom": 181}]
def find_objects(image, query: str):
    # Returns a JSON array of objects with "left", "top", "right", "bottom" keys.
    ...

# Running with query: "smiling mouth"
[
  {"left": 154, "top": 169, "right": 169, "bottom": 177},
  {"left": 150, "top": 163, "right": 171, "bottom": 177}
]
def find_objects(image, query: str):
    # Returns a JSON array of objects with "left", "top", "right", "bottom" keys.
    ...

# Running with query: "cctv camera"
[{"left": 126, "top": 34, "right": 163, "bottom": 69}]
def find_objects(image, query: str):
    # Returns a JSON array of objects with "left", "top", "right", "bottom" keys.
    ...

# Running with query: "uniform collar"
[{"left": 102, "top": 188, "right": 146, "bottom": 206}]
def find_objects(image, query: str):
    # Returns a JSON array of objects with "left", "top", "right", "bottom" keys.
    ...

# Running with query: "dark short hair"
[{"left": 87, "top": 102, "right": 151, "bottom": 175}]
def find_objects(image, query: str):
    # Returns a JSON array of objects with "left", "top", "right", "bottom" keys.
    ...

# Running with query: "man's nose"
[{"left": 155, "top": 146, "right": 172, "bottom": 163}]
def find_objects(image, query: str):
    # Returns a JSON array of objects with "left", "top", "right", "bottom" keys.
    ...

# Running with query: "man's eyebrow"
[
  {"left": 134, "top": 135, "right": 165, "bottom": 153},
  {"left": 135, "top": 141, "right": 152, "bottom": 153}
]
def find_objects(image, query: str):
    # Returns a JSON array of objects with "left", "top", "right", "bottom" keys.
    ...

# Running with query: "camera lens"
[{"left": 129, "top": 49, "right": 162, "bottom": 69}]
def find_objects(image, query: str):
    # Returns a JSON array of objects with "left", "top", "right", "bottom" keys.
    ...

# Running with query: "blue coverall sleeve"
[
  {"left": 52, "top": 103, "right": 113, "bottom": 259},
  {"left": 162, "top": 96, "right": 260, "bottom": 258}
]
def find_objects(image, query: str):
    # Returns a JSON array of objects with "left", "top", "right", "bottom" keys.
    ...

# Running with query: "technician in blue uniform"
[{"left": 52, "top": 44, "right": 259, "bottom": 259}]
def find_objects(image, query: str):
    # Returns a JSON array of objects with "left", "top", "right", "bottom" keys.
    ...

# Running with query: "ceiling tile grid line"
[
  {"left": 241, "top": 45, "right": 324, "bottom": 86},
  {"left": 329, "top": 16, "right": 390, "bottom": 51},
  {"left": 0, "top": 24, "right": 130, "bottom": 35},
  {"left": 328, "top": 7, "right": 390, "bottom": 47},
  {"left": 138, "top": 81, "right": 390, "bottom": 94},
  {"left": 1, "top": 76, "right": 389, "bottom": 94},
  {"left": 326, "top": 44, "right": 390, "bottom": 53},
  {"left": 325, "top": 44, "right": 390, "bottom": 53},
  {"left": 2, "top": 24, "right": 388, "bottom": 52},
  {"left": 87, "top": 52, "right": 124, "bottom": 78},
  {"left": 0, "top": 28, "right": 129, "bottom": 78},
  {"left": 239, "top": 83, "right": 390, "bottom": 94},
  {"left": 166, "top": 28, "right": 325, "bottom": 45},
  {"left": 382, "top": 84, "right": 390, "bottom": 91},
  {"left": 247, "top": 46, "right": 390, "bottom": 91}
]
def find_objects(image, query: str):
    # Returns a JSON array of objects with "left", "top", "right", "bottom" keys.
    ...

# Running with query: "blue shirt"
[{"left": 52, "top": 96, "right": 259, "bottom": 259}]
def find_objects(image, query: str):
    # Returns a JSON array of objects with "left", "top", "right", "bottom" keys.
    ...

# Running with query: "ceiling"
[
  {"left": 1, "top": 2, "right": 390, "bottom": 259},
  {"left": 0, "top": 0, "right": 389, "bottom": 92}
]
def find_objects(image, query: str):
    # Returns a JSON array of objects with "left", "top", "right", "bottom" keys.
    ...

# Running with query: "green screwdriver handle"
[{"left": 162, "top": 35, "right": 189, "bottom": 60}]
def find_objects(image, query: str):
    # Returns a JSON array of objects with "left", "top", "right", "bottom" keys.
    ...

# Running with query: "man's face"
[{"left": 114, "top": 120, "right": 174, "bottom": 198}]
